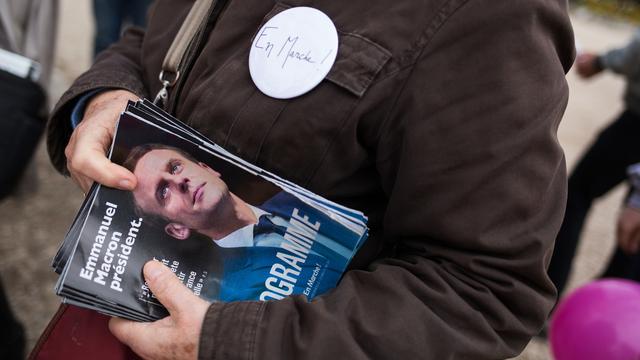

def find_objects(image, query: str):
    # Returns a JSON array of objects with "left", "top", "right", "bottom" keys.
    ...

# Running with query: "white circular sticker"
[{"left": 249, "top": 7, "right": 339, "bottom": 99}]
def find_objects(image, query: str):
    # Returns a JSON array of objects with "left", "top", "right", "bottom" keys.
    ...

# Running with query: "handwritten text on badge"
[{"left": 249, "top": 7, "right": 338, "bottom": 99}]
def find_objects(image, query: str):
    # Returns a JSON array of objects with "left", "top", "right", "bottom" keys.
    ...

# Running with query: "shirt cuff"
[{"left": 70, "top": 89, "right": 104, "bottom": 128}]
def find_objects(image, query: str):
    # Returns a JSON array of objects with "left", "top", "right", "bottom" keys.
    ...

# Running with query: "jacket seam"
[
  {"left": 304, "top": 91, "right": 362, "bottom": 186},
  {"left": 368, "top": 0, "right": 474, "bottom": 86},
  {"left": 248, "top": 302, "right": 268, "bottom": 360},
  {"left": 373, "top": 0, "right": 474, "bottom": 152}
]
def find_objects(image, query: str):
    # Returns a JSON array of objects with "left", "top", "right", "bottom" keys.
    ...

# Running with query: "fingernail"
[
  {"left": 145, "top": 261, "right": 164, "bottom": 281},
  {"left": 119, "top": 179, "right": 133, "bottom": 189}
]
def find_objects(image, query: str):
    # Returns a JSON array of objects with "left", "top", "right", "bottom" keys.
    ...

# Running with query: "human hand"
[
  {"left": 616, "top": 206, "right": 640, "bottom": 254},
  {"left": 65, "top": 89, "right": 139, "bottom": 193},
  {"left": 109, "top": 261, "right": 211, "bottom": 360},
  {"left": 575, "top": 52, "right": 603, "bottom": 78}
]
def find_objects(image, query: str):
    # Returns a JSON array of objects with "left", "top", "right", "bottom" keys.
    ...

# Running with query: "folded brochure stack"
[{"left": 52, "top": 100, "right": 368, "bottom": 321}]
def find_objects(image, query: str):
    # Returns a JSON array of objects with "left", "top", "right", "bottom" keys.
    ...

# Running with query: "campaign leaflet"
[{"left": 54, "top": 101, "right": 368, "bottom": 321}]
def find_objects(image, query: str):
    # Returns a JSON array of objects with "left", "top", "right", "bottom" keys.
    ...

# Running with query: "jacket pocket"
[{"left": 197, "top": 2, "right": 390, "bottom": 185}]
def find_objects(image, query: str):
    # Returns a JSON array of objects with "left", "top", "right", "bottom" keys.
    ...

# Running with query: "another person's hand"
[
  {"left": 616, "top": 206, "right": 640, "bottom": 254},
  {"left": 575, "top": 52, "right": 603, "bottom": 78},
  {"left": 65, "top": 89, "right": 139, "bottom": 193},
  {"left": 109, "top": 261, "right": 211, "bottom": 360}
]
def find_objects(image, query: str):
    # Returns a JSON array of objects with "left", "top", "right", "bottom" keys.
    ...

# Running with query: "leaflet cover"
[{"left": 54, "top": 102, "right": 368, "bottom": 320}]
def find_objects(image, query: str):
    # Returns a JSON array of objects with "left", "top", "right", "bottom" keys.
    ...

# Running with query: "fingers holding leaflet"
[
  {"left": 109, "top": 261, "right": 210, "bottom": 360},
  {"left": 65, "top": 89, "right": 139, "bottom": 191},
  {"left": 142, "top": 261, "right": 210, "bottom": 317}
]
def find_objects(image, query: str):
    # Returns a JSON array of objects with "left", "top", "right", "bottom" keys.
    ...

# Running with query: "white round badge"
[{"left": 249, "top": 7, "right": 339, "bottom": 99}]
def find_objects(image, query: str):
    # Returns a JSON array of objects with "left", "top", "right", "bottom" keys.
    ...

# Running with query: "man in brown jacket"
[{"left": 48, "top": 0, "right": 575, "bottom": 358}]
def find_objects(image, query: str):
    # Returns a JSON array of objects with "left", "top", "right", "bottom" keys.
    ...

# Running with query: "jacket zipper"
[{"left": 166, "top": 0, "right": 231, "bottom": 115}]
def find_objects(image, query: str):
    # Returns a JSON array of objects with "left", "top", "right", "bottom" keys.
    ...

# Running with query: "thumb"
[
  {"left": 80, "top": 132, "right": 137, "bottom": 190},
  {"left": 144, "top": 260, "right": 194, "bottom": 316}
]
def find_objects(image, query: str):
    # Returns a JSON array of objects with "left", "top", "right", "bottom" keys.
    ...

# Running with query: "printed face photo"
[{"left": 131, "top": 148, "right": 231, "bottom": 230}]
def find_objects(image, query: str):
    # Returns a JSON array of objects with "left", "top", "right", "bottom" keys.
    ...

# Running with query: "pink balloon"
[{"left": 549, "top": 279, "right": 640, "bottom": 360}]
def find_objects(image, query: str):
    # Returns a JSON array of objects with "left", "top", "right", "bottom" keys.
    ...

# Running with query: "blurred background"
[{"left": 0, "top": 0, "right": 638, "bottom": 359}]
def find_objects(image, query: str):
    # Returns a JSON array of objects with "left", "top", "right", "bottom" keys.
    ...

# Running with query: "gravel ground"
[{"left": 0, "top": 2, "right": 634, "bottom": 358}]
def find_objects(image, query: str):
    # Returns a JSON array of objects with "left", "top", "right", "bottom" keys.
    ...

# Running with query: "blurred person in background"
[
  {"left": 0, "top": 0, "right": 57, "bottom": 89},
  {"left": 548, "top": 30, "right": 640, "bottom": 299},
  {"left": 93, "top": 0, "right": 152, "bottom": 57},
  {"left": 0, "top": 0, "right": 58, "bottom": 358},
  {"left": 0, "top": 0, "right": 58, "bottom": 196},
  {"left": 0, "top": 277, "right": 23, "bottom": 360},
  {"left": 614, "top": 163, "right": 640, "bottom": 277}
]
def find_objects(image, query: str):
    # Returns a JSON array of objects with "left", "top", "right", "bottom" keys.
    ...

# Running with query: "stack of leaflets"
[{"left": 52, "top": 100, "right": 368, "bottom": 321}]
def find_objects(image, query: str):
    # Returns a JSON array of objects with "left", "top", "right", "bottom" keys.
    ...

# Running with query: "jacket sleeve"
[
  {"left": 197, "top": 0, "right": 574, "bottom": 359},
  {"left": 599, "top": 30, "right": 640, "bottom": 76},
  {"left": 46, "top": 26, "right": 149, "bottom": 174}
]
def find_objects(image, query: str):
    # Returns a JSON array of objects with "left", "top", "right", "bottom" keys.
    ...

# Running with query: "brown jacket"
[{"left": 48, "top": 0, "right": 574, "bottom": 359}]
